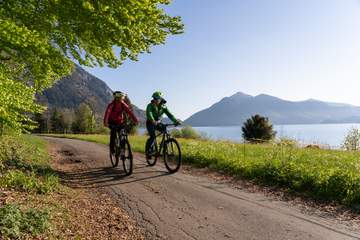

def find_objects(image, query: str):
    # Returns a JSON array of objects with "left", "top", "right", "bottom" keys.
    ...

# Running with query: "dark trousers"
[
  {"left": 109, "top": 124, "right": 124, "bottom": 153},
  {"left": 146, "top": 121, "right": 156, "bottom": 148},
  {"left": 146, "top": 121, "right": 164, "bottom": 147},
  {"left": 110, "top": 127, "right": 117, "bottom": 152}
]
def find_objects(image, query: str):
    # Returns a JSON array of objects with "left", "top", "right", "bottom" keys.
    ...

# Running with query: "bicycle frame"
[
  {"left": 153, "top": 124, "right": 175, "bottom": 155},
  {"left": 112, "top": 125, "right": 128, "bottom": 152}
]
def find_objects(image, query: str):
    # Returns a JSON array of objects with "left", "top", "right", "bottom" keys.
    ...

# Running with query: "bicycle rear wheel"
[
  {"left": 163, "top": 138, "right": 181, "bottom": 173},
  {"left": 145, "top": 138, "right": 158, "bottom": 166},
  {"left": 122, "top": 139, "right": 133, "bottom": 176}
]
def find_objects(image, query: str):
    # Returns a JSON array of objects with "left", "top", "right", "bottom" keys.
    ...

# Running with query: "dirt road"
[{"left": 44, "top": 137, "right": 360, "bottom": 240}]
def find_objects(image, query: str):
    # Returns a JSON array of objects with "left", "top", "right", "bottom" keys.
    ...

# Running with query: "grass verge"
[
  {"left": 0, "top": 134, "right": 57, "bottom": 238},
  {"left": 0, "top": 134, "right": 143, "bottom": 239},
  {"left": 44, "top": 133, "right": 360, "bottom": 209}
]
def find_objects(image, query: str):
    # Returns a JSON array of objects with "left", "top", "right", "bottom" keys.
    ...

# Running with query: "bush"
[
  {"left": 0, "top": 204, "right": 49, "bottom": 238},
  {"left": 276, "top": 137, "right": 298, "bottom": 148},
  {"left": 242, "top": 114, "right": 276, "bottom": 143},
  {"left": 170, "top": 126, "right": 202, "bottom": 139},
  {"left": 0, "top": 170, "right": 58, "bottom": 194},
  {"left": 342, "top": 127, "right": 360, "bottom": 151}
]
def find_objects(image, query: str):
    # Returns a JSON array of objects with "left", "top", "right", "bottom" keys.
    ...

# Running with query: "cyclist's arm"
[
  {"left": 146, "top": 104, "right": 156, "bottom": 122},
  {"left": 122, "top": 102, "right": 138, "bottom": 123},
  {"left": 163, "top": 106, "right": 177, "bottom": 123},
  {"left": 104, "top": 103, "right": 113, "bottom": 126}
]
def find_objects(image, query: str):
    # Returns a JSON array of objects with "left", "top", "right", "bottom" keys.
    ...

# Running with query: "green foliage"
[
  {"left": 50, "top": 108, "right": 67, "bottom": 133},
  {"left": 276, "top": 137, "right": 298, "bottom": 148},
  {"left": 171, "top": 126, "right": 202, "bottom": 139},
  {"left": 71, "top": 103, "right": 96, "bottom": 133},
  {"left": 0, "top": 135, "right": 58, "bottom": 194},
  {"left": 123, "top": 96, "right": 139, "bottom": 135},
  {"left": 342, "top": 127, "right": 360, "bottom": 151},
  {"left": 0, "top": 135, "right": 49, "bottom": 168},
  {"left": 0, "top": 75, "right": 44, "bottom": 133},
  {"left": 242, "top": 114, "right": 276, "bottom": 143},
  {"left": 1, "top": 0, "right": 183, "bottom": 132},
  {"left": 0, "top": 170, "right": 58, "bottom": 194},
  {"left": 33, "top": 111, "right": 49, "bottom": 133},
  {"left": 0, "top": 204, "right": 49, "bottom": 238}
]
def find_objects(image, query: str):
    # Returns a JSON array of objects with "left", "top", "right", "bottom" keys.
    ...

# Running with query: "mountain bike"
[
  {"left": 145, "top": 123, "right": 182, "bottom": 173},
  {"left": 109, "top": 125, "right": 133, "bottom": 176}
]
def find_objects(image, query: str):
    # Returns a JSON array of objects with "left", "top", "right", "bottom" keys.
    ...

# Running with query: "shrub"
[
  {"left": 242, "top": 114, "right": 276, "bottom": 143},
  {"left": 171, "top": 126, "right": 202, "bottom": 139},
  {"left": 277, "top": 137, "right": 298, "bottom": 148},
  {"left": 0, "top": 170, "right": 58, "bottom": 194},
  {"left": 342, "top": 127, "right": 360, "bottom": 151},
  {"left": 0, "top": 204, "right": 49, "bottom": 238}
]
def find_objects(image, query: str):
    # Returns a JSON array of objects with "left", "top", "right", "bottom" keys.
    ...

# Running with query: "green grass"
[
  {"left": 45, "top": 133, "right": 360, "bottom": 208},
  {"left": 0, "top": 170, "right": 58, "bottom": 194},
  {"left": 0, "top": 135, "right": 59, "bottom": 193},
  {"left": 0, "top": 134, "right": 59, "bottom": 237}
]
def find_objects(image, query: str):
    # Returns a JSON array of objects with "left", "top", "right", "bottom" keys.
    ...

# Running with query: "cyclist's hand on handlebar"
[
  {"left": 175, "top": 120, "right": 181, "bottom": 126},
  {"left": 104, "top": 122, "right": 109, "bottom": 128}
]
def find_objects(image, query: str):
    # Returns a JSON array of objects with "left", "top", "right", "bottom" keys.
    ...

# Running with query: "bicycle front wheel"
[
  {"left": 163, "top": 138, "right": 181, "bottom": 173},
  {"left": 122, "top": 139, "right": 133, "bottom": 176}
]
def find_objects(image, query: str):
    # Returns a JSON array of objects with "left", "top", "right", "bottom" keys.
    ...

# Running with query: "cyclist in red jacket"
[{"left": 104, "top": 91, "right": 138, "bottom": 154}]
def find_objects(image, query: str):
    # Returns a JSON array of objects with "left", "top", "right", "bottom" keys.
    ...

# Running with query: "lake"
[
  {"left": 193, "top": 124, "right": 360, "bottom": 148},
  {"left": 139, "top": 123, "right": 360, "bottom": 148}
]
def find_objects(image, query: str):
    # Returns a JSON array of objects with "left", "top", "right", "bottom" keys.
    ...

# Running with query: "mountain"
[
  {"left": 184, "top": 92, "right": 360, "bottom": 126},
  {"left": 37, "top": 65, "right": 146, "bottom": 123}
]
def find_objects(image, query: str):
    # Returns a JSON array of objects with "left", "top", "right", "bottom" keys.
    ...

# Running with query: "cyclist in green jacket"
[{"left": 146, "top": 91, "right": 180, "bottom": 151}]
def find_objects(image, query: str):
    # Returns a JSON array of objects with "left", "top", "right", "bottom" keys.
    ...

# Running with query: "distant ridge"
[
  {"left": 37, "top": 65, "right": 146, "bottom": 123},
  {"left": 184, "top": 92, "right": 360, "bottom": 126}
]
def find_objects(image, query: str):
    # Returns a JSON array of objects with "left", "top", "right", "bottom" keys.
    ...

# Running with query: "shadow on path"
[{"left": 58, "top": 162, "right": 169, "bottom": 189}]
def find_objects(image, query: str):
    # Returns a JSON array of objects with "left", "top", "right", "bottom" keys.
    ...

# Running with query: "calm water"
[
  {"left": 193, "top": 124, "right": 360, "bottom": 147},
  {"left": 139, "top": 123, "right": 360, "bottom": 147}
]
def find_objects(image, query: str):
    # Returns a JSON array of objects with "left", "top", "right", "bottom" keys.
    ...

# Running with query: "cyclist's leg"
[
  {"left": 146, "top": 121, "right": 156, "bottom": 148},
  {"left": 119, "top": 126, "right": 126, "bottom": 153},
  {"left": 109, "top": 125, "right": 116, "bottom": 154}
]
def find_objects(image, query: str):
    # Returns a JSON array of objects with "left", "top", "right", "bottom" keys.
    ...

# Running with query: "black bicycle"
[
  {"left": 145, "top": 123, "right": 182, "bottom": 173},
  {"left": 109, "top": 125, "right": 133, "bottom": 176}
]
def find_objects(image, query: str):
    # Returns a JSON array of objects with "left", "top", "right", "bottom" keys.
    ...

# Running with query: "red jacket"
[{"left": 104, "top": 100, "right": 138, "bottom": 125}]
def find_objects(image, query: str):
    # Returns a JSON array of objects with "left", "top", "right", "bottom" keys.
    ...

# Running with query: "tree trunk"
[{"left": 0, "top": 121, "right": 4, "bottom": 136}]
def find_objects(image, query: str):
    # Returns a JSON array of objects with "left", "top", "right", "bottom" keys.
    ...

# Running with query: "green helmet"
[{"left": 152, "top": 91, "right": 163, "bottom": 100}]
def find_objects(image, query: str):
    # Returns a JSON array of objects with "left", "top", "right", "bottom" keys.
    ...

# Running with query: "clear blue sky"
[{"left": 84, "top": 0, "right": 360, "bottom": 120}]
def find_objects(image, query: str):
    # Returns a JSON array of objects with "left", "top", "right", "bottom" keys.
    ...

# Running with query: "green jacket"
[{"left": 146, "top": 101, "right": 177, "bottom": 123}]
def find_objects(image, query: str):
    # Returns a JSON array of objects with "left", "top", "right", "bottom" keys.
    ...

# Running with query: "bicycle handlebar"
[{"left": 159, "top": 123, "right": 181, "bottom": 127}]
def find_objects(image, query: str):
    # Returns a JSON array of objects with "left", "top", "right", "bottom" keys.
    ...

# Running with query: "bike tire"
[
  {"left": 122, "top": 139, "right": 133, "bottom": 176},
  {"left": 163, "top": 138, "right": 181, "bottom": 173},
  {"left": 145, "top": 138, "right": 158, "bottom": 166},
  {"left": 110, "top": 138, "right": 119, "bottom": 167}
]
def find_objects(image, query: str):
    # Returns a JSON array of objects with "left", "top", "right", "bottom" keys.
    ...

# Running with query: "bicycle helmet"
[
  {"left": 113, "top": 91, "right": 126, "bottom": 98},
  {"left": 152, "top": 91, "right": 163, "bottom": 100}
]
